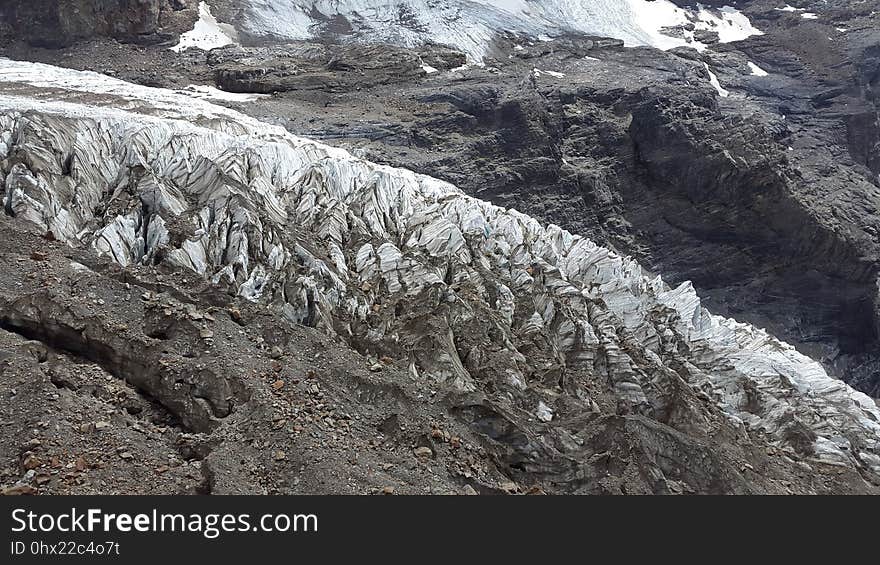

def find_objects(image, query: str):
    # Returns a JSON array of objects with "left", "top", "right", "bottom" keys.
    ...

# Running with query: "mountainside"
[
  {"left": 1, "top": 1, "right": 879, "bottom": 495},
  {"left": 2, "top": 60, "right": 879, "bottom": 494},
  {"left": 211, "top": 0, "right": 762, "bottom": 59},
  {"left": 178, "top": 0, "right": 880, "bottom": 398},
  {"left": 0, "top": 0, "right": 199, "bottom": 48}
]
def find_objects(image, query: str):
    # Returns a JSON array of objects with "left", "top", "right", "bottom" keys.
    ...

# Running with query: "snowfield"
[{"left": 223, "top": 0, "right": 763, "bottom": 60}]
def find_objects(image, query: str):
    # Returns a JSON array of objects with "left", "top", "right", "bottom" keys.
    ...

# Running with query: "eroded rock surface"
[
  {"left": 2, "top": 60, "right": 880, "bottom": 494},
  {"left": 0, "top": 0, "right": 198, "bottom": 48},
  {"left": 184, "top": 0, "right": 880, "bottom": 398}
]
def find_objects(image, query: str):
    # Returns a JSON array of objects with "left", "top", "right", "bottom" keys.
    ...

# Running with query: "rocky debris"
[
  {"left": 2, "top": 60, "right": 880, "bottom": 495},
  {"left": 208, "top": 43, "right": 465, "bottom": 94},
  {"left": 0, "top": 216, "right": 494, "bottom": 495},
  {"left": 1, "top": 484, "right": 37, "bottom": 496}
]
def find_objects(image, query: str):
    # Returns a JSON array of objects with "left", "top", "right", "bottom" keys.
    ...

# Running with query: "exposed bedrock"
[
  {"left": 625, "top": 87, "right": 880, "bottom": 371},
  {"left": 0, "top": 0, "right": 198, "bottom": 48},
  {"left": 848, "top": 45, "right": 880, "bottom": 177},
  {"left": 332, "top": 64, "right": 880, "bottom": 395},
  {"left": 208, "top": 43, "right": 466, "bottom": 94}
]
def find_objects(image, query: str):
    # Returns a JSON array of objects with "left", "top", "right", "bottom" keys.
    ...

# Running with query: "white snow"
[
  {"left": 775, "top": 5, "right": 819, "bottom": 20},
  {"left": 177, "top": 84, "right": 269, "bottom": 102},
  {"left": 699, "top": 6, "right": 765, "bottom": 44},
  {"left": 704, "top": 63, "right": 729, "bottom": 97},
  {"left": 231, "top": 0, "right": 763, "bottom": 61},
  {"left": 171, "top": 2, "right": 237, "bottom": 53},
  {"left": 536, "top": 402, "right": 554, "bottom": 423},
  {"left": 747, "top": 62, "right": 769, "bottom": 77},
  {"left": 533, "top": 68, "right": 566, "bottom": 78},
  {"left": 0, "top": 58, "right": 247, "bottom": 123}
]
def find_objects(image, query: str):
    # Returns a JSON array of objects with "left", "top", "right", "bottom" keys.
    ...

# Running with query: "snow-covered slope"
[
  {"left": 171, "top": 1, "right": 238, "bottom": 53},
  {"left": 2, "top": 59, "right": 879, "bottom": 483},
  {"left": 224, "top": 0, "right": 762, "bottom": 60}
]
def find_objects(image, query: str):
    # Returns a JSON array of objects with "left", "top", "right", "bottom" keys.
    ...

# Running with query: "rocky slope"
[
  {"left": 193, "top": 0, "right": 880, "bottom": 398},
  {"left": 1, "top": 60, "right": 879, "bottom": 495},
  {"left": 0, "top": 212, "right": 489, "bottom": 495},
  {"left": 1, "top": 1, "right": 879, "bottom": 495},
  {"left": 0, "top": 0, "right": 198, "bottom": 48},
  {"left": 209, "top": 0, "right": 763, "bottom": 59}
]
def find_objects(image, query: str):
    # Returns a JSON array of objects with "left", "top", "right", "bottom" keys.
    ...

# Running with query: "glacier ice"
[
  {"left": 231, "top": 0, "right": 764, "bottom": 61},
  {"left": 1, "top": 58, "right": 879, "bottom": 481}
]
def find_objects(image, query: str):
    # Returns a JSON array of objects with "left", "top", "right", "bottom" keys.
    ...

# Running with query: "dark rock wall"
[{"left": 0, "top": 0, "right": 197, "bottom": 48}]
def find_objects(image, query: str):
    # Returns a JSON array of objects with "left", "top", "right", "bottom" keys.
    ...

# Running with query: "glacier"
[
  {"left": 171, "top": 1, "right": 238, "bottom": 53},
  {"left": 1, "top": 57, "right": 879, "bottom": 482},
  {"left": 221, "top": 0, "right": 763, "bottom": 60}
]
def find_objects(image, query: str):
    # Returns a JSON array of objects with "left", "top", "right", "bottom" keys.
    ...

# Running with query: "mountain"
[
  {"left": 0, "top": 0, "right": 879, "bottom": 494},
  {"left": 0, "top": 0, "right": 199, "bottom": 48}
]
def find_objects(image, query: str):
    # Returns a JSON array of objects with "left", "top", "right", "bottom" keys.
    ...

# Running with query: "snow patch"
[
  {"left": 747, "top": 62, "right": 769, "bottom": 77},
  {"left": 171, "top": 2, "right": 237, "bottom": 53},
  {"left": 536, "top": 402, "right": 554, "bottom": 423},
  {"left": 775, "top": 5, "right": 819, "bottom": 19},
  {"left": 533, "top": 68, "right": 566, "bottom": 78},
  {"left": 232, "top": 0, "right": 762, "bottom": 61},
  {"left": 704, "top": 63, "right": 729, "bottom": 97},
  {"left": 699, "top": 6, "right": 765, "bottom": 44},
  {"left": 177, "top": 84, "right": 269, "bottom": 102}
]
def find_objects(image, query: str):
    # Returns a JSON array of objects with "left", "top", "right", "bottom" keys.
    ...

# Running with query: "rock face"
[
  {"left": 2, "top": 60, "right": 880, "bottom": 494},
  {"left": 0, "top": 0, "right": 198, "bottom": 48},
  {"left": 211, "top": 0, "right": 762, "bottom": 60}
]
